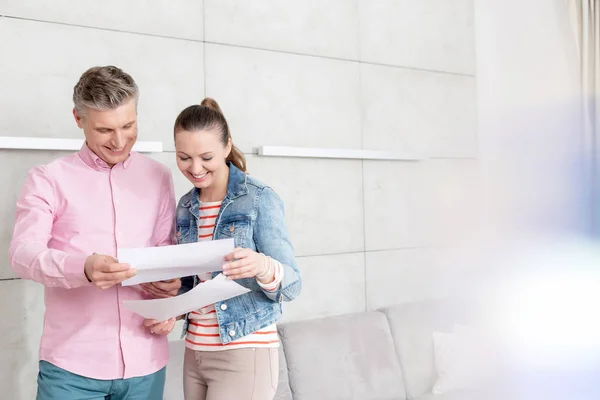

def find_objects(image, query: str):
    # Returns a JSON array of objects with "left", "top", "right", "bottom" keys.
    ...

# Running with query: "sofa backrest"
[
  {"left": 381, "top": 298, "right": 474, "bottom": 399},
  {"left": 274, "top": 345, "right": 293, "bottom": 400},
  {"left": 278, "top": 310, "right": 406, "bottom": 400}
]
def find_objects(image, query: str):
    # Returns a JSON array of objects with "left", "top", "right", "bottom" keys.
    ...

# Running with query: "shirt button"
[
  {"left": 229, "top": 330, "right": 236, "bottom": 337},
  {"left": 220, "top": 304, "right": 227, "bottom": 311}
]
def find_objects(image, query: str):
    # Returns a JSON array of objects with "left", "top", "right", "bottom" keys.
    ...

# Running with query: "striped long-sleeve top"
[{"left": 185, "top": 200, "right": 283, "bottom": 351}]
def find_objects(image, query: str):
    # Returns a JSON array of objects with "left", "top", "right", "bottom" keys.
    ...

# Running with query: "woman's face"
[{"left": 175, "top": 128, "right": 232, "bottom": 190}]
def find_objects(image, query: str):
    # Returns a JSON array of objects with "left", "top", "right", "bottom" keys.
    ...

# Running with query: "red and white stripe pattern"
[{"left": 185, "top": 200, "right": 283, "bottom": 351}]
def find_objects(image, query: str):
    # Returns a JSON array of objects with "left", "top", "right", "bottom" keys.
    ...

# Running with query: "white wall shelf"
[
  {"left": 257, "top": 146, "right": 422, "bottom": 161},
  {"left": 0, "top": 136, "right": 163, "bottom": 153}
]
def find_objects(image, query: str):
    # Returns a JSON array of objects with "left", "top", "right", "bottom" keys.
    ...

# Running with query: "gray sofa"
[{"left": 165, "top": 299, "right": 474, "bottom": 400}]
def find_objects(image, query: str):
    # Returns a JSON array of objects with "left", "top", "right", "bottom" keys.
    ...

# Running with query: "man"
[{"left": 9, "top": 65, "right": 180, "bottom": 399}]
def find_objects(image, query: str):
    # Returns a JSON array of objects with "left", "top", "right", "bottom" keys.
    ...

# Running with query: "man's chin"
[{"left": 102, "top": 152, "right": 130, "bottom": 166}]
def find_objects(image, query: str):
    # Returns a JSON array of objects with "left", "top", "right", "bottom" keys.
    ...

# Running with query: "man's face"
[{"left": 73, "top": 99, "right": 138, "bottom": 166}]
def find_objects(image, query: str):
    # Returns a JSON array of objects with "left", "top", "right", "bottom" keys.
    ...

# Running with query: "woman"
[{"left": 148, "top": 98, "right": 301, "bottom": 400}]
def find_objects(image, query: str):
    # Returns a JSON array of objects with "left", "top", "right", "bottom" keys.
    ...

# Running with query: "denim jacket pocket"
[
  {"left": 176, "top": 225, "right": 191, "bottom": 244},
  {"left": 219, "top": 217, "right": 251, "bottom": 248}
]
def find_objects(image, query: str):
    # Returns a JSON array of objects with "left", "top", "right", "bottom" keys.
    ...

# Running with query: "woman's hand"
[
  {"left": 223, "top": 248, "right": 272, "bottom": 282},
  {"left": 144, "top": 317, "right": 176, "bottom": 335}
]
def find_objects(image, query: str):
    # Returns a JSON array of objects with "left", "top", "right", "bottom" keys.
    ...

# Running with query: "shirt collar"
[{"left": 78, "top": 142, "right": 133, "bottom": 171}]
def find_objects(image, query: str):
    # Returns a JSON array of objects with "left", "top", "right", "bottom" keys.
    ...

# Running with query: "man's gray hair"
[{"left": 73, "top": 65, "right": 139, "bottom": 115}]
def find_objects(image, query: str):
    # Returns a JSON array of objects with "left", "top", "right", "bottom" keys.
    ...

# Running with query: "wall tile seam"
[{"left": 0, "top": 15, "right": 476, "bottom": 78}]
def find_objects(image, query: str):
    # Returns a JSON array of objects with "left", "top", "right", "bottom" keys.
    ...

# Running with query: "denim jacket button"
[
  {"left": 229, "top": 330, "right": 236, "bottom": 337},
  {"left": 220, "top": 303, "right": 227, "bottom": 311}
]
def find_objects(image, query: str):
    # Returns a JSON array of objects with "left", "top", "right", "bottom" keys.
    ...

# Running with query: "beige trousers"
[{"left": 183, "top": 347, "right": 279, "bottom": 400}]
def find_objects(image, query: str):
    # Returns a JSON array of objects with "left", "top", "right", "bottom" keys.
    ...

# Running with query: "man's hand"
[
  {"left": 141, "top": 279, "right": 181, "bottom": 299},
  {"left": 144, "top": 317, "right": 176, "bottom": 335},
  {"left": 84, "top": 254, "right": 137, "bottom": 290}
]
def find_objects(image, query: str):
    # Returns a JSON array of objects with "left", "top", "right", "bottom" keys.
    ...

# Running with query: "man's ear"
[{"left": 73, "top": 108, "right": 84, "bottom": 129}]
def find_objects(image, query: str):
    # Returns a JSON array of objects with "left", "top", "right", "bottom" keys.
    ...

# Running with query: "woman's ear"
[{"left": 224, "top": 137, "right": 233, "bottom": 159}]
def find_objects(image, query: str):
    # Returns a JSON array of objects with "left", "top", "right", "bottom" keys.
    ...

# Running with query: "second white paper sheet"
[{"left": 122, "top": 274, "right": 250, "bottom": 321}]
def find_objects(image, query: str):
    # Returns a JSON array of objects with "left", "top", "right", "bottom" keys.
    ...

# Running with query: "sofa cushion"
[
  {"left": 274, "top": 345, "right": 293, "bottom": 400},
  {"left": 279, "top": 311, "right": 406, "bottom": 400},
  {"left": 382, "top": 299, "right": 475, "bottom": 399},
  {"left": 415, "top": 390, "right": 488, "bottom": 400}
]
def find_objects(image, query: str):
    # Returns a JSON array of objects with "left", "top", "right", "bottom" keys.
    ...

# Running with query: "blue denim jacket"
[{"left": 177, "top": 163, "right": 301, "bottom": 344}]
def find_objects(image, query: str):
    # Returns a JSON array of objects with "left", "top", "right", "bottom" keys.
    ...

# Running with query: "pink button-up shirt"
[{"left": 9, "top": 144, "right": 176, "bottom": 380}]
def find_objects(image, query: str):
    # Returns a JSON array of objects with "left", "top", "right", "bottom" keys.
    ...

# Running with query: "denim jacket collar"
[
  {"left": 224, "top": 163, "right": 249, "bottom": 200},
  {"left": 186, "top": 163, "right": 248, "bottom": 219}
]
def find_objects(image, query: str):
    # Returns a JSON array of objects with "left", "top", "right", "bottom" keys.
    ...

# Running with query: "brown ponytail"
[
  {"left": 226, "top": 145, "right": 246, "bottom": 172},
  {"left": 174, "top": 97, "right": 247, "bottom": 172},
  {"left": 200, "top": 97, "right": 223, "bottom": 113}
]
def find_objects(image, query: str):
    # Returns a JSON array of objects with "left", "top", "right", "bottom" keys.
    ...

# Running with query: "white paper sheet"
[
  {"left": 119, "top": 239, "right": 234, "bottom": 286},
  {"left": 122, "top": 273, "right": 250, "bottom": 321}
]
